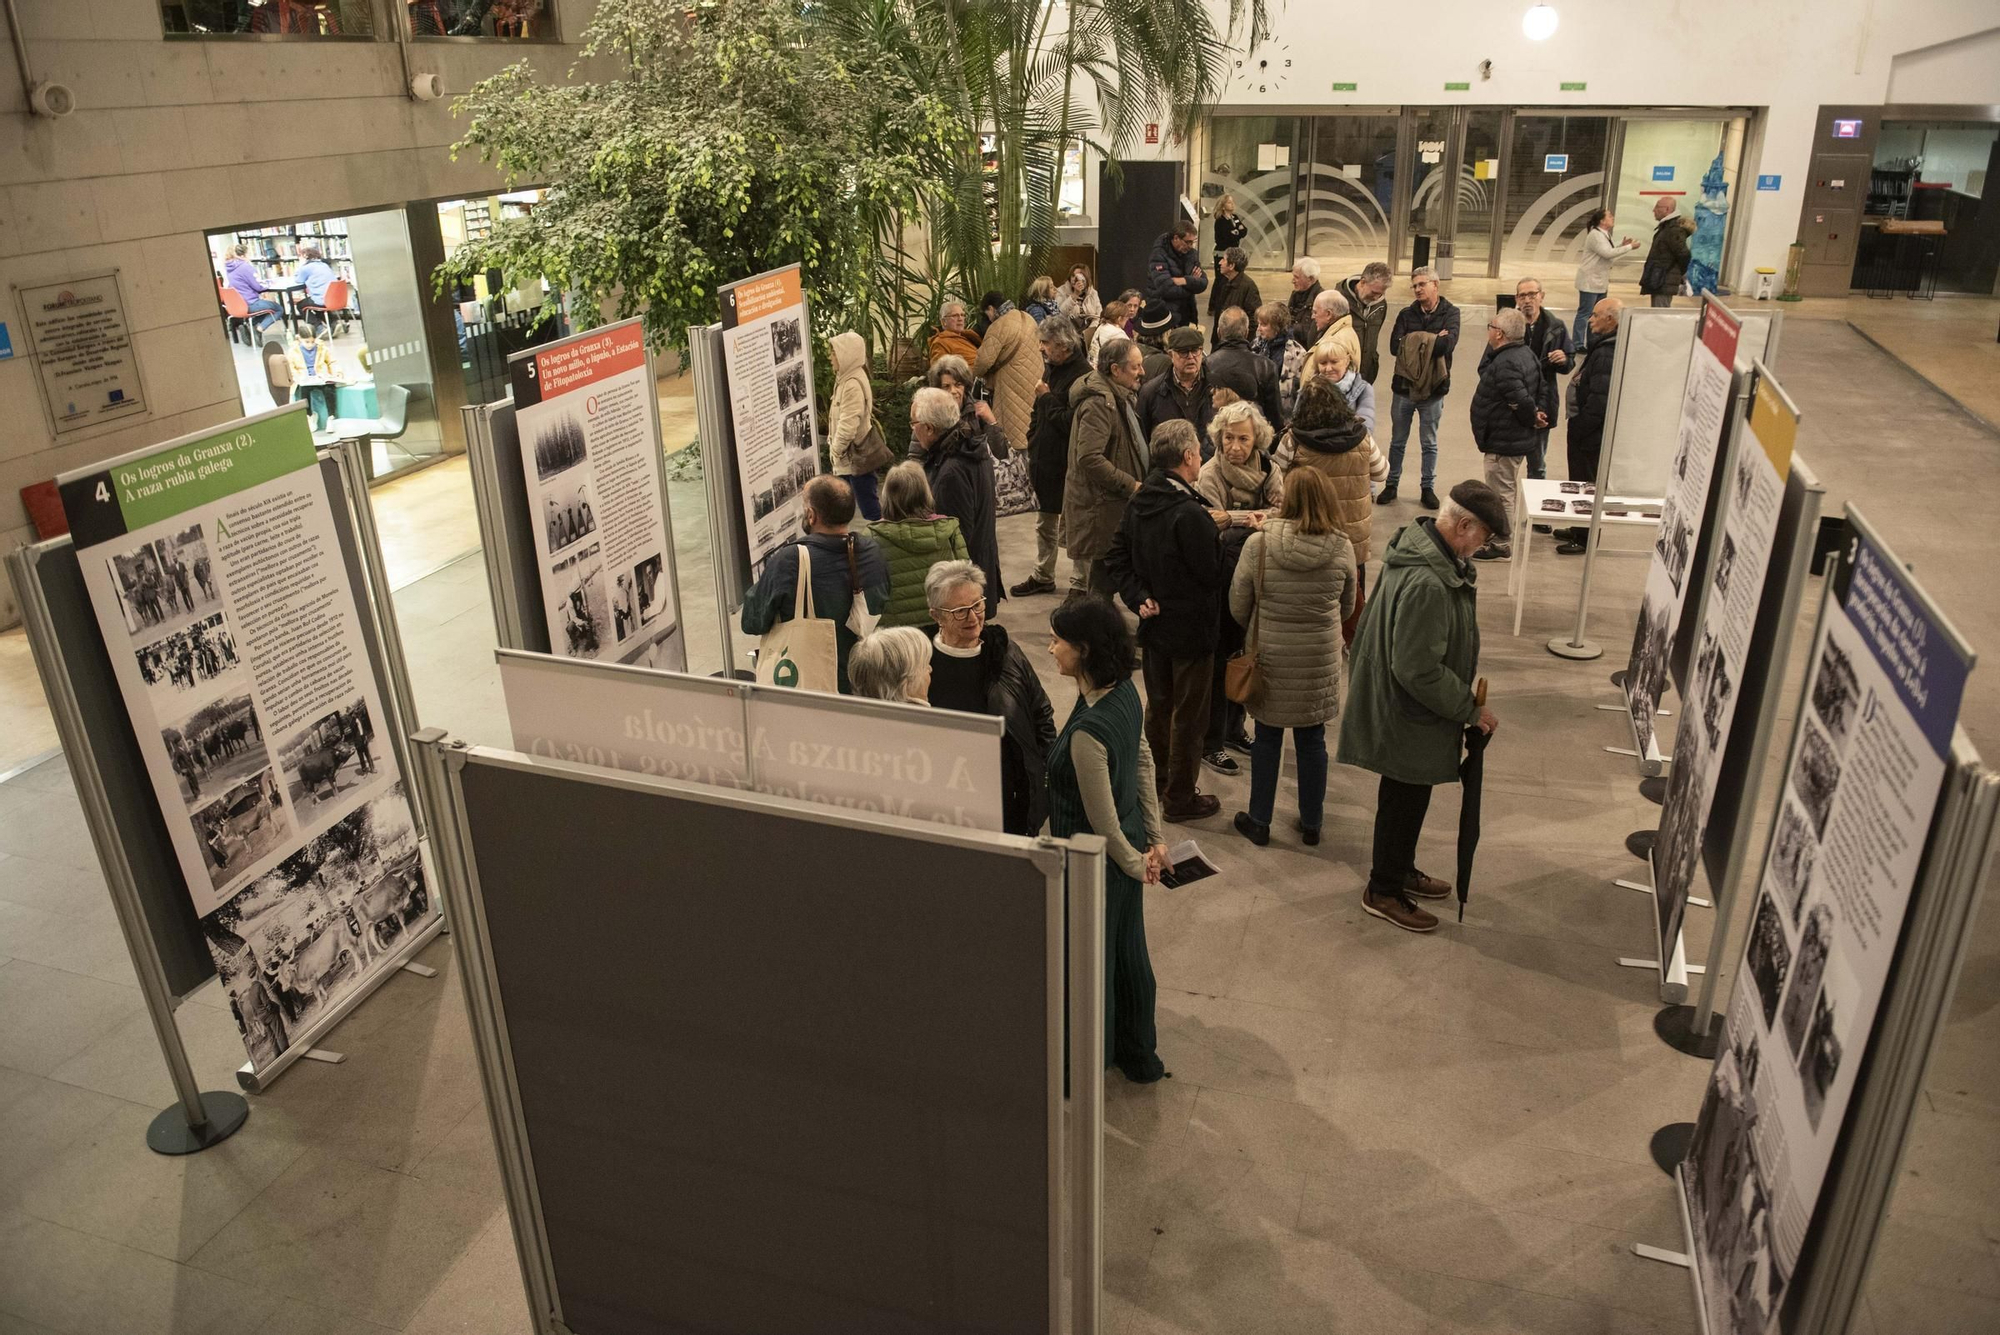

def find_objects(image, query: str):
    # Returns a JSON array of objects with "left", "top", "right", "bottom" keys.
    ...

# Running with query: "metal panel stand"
[{"left": 7, "top": 546, "right": 248, "bottom": 1156}]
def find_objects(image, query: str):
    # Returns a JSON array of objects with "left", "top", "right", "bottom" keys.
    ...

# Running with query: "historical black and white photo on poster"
[
  {"left": 1780, "top": 903, "right": 1834, "bottom": 1058},
  {"left": 1699, "top": 633, "right": 1735, "bottom": 752},
  {"left": 612, "top": 569, "right": 638, "bottom": 643},
  {"left": 202, "top": 783, "right": 428, "bottom": 1067},
  {"left": 1811, "top": 636, "right": 1861, "bottom": 752},
  {"left": 135, "top": 611, "right": 240, "bottom": 703},
  {"left": 1734, "top": 446, "right": 1757, "bottom": 508},
  {"left": 1791, "top": 716, "right": 1843, "bottom": 838},
  {"left": 530, "top": 407, "right": 588, "bottom": 482},
  {"left": 771, "top": 467, "right": 798, "bottom": 510},
  {"left": 633, "top": 554, "right": 666, "bottom": 626},
  {"left": 1627, "top": 589, "right": 1672, "bottom": 728},
  {"left": 1685, "top": 1003, "right": 1787, "bottom": 1335},
  {"left": 1746, "top": 890, "right": 1794, "bottom": 1028},
  {"left": 782, "top": 405, "right": 813, "bottom": 454},
  {"left": 1769, "top": 800, "right": 1818, "bottom": 927},
  {"left": 1713, "top": 531, "right": 1739, "bottom": 601},
  {"left": 542, "top": 476, "right": 598, "bottom": 555},
  {"left": 752, "top": 487, "right": 776, "bottom": 521},
  {"left": 776, "top": 361, "right": 809, "bottom": 410},
  {"left": 1797, "top": 958, "right": 1850, "bottom": 1132},
  {"left": 104, "top": 522, "right": 224, "bottom": 635},
  {"left": 769, "top": 316, "right": 804, "bottom": 364},
  {"left": 1652, "top": 714, "right": 1707, "bottom": 930},
  {"left": 191, "top": 768, "right": 291, "bottom": 891},
  {"left": 552, "top": 542, "right": 611, "bottom": 659},
  {"left": 1656, "top": 500, "right": 1694, "bottom": 595},
  {"left": 788, "top": 451, "right": 817, "bottom": 493},
  {"left": 164, "top": 692, "right": 272, "bottom": 806},
  {"left": 276, "top": 696, "right": 379, "bottom": 814}
]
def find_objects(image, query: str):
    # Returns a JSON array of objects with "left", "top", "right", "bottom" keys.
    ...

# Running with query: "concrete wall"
[
  {"left": 1196, "top": 0, "right": 2000, "bottom": 288},
  {"left": 0, "top": 0, "right": 607, "bottom": 625}
]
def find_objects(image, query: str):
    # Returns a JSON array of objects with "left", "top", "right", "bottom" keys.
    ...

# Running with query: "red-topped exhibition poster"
[
  {"left": 56, "top": 406, "right": 435, "bottom": 1074},
  {"left": 509, "top": 318, "right": 682, "bottom": 669},
  {"left": 1680, "top": 519, "right": 1972, "bottom": 1333},
  {"left": 1625, "top": 299, "right": 1741, "bottom": 760},
  {"left": 719, "top": 265, "right": 820, "bottom": 577}
]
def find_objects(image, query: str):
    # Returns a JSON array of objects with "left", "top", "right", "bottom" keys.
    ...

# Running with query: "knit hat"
[
  {"left": 1449, "top": 479, "right": 1511, "bottom": 539},
  {"left": 1164, "top": 326, "right": 1204, "bottom": 353}
]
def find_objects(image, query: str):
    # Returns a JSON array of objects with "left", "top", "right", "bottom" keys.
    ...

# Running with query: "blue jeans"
[
  {"left": 1248, "top": 721, "right": 1328, "bottom": 831},
  {"left": 1573, "top": 290, "right": 1602, "bottom": 348},
  {"left": 846, "top": 469, "right": 881, "bottom": 522},
  {"left": 247, "top": 296, "right": 282, "bottom": 332},
  {"left": 1387, "top": 393, "right": 1443, "bottom": 492},
  {"left": 1528, "top": 431, "right": 1549, "bottom": 480}
]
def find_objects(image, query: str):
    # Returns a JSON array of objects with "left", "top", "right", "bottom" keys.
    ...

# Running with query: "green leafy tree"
[{"left": 438, "top": 0, "right": 956, "bottom": 357}]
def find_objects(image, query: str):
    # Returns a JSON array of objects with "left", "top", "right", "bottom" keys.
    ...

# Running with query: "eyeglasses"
[
  {"left": 1486, "top": 323, "right": 1506, "bottom": 332},
  {"left": 938, "top": 601, "right": 984, "bottom": 622}
]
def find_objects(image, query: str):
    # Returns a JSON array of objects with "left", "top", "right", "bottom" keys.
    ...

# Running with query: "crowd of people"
[{"left": 744, "top": 211, "right": 1674, "bottom": 1081}]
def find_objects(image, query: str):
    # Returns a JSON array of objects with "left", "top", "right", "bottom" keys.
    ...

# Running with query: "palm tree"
[{"left": 817, "top": 0, "right": 1268, "bottom": 307}]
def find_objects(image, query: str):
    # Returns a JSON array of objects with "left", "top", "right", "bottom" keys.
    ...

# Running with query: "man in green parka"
[{"left": 1338, "top": 479, "right": 1507, "bottom": 933}]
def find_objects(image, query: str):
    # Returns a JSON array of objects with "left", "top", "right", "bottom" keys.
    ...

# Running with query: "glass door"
[
  {"left": 1299, "top": 113, "right": 1402, "bottom": 273},
  {"left": 1611, "top": 117, "right": 1746, "bottom": 294},
  {"left": 1402, "top": 107, "right": 1454, "bottom": 270},
  {"left": 1501, "top": 114, "right": 1615, "bottom": 272},
  {"left": 1201, "top": 115, "right": 1301, "bottom": 275},
  {"left": 1456, "top": 110, "right": 1506, "bottom": 277}
]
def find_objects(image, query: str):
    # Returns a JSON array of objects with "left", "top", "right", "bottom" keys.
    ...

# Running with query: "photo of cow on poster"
[
  {"left": 191, "top": 768, "right": 291, "bottom": 891},
  {"left": 165, "top": 693, "right": 271, "bottom": 806},
  {"left": 277, "top": 696, "right": 378, "bottom": 814},
  {"left": 201, "top": 784, "right": 428, "bottom": 1067},
  {"left": 104, "top": 523, "right": 223, "bottom": 636}
]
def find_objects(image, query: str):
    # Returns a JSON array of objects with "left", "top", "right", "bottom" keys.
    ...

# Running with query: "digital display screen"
[{"left": 1833, "top": 118, "right": 1863, "bottom": 139}]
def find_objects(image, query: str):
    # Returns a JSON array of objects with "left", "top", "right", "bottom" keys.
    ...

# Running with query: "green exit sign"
[
  {"left": 1560, "top": 81, "right": 1587, "bottom": 91},
  {"left": 1444, "top": 81, "right": 1470, "bottom": 91},
  {"left": 1331, "top": 82, "right": 1357, "bottom": 91}
]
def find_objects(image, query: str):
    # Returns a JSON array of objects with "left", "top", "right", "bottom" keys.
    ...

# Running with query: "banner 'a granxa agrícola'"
[{"left": 58, "top": 405, "right": 435, "bottom": 1074}]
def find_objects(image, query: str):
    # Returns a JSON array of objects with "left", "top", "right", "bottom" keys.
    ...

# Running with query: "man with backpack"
[{"left": 1379, "top": 267, "right": 1461, "bottom": 510}]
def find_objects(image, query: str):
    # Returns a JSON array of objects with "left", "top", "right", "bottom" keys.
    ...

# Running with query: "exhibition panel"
[
  {"left": 415, "top": 735, "right": 1104, "bottom": 1333},
  {"left": 1675, "top": 508, "right": 1984, "bottom": 1335},
  {"left": 719, "top": 266, "right": 821, "bottom": 580}
]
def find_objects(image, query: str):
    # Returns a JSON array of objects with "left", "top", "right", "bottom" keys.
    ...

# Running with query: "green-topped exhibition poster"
[{"left": 57, "top": 404, "right": 435, "bottom": 1074}]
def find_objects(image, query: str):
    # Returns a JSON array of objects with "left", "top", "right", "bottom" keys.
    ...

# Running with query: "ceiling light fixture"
[{"left": 1523, "top": 5, "right": 1559, "bottom": 40}]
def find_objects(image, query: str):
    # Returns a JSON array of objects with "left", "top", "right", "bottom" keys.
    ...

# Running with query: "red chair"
[
  {"left": 298, "top": 279, "right": 355, "bottom": 336},
  {"left": 218, "top": 284, "right": 254, "bottom": 345}
]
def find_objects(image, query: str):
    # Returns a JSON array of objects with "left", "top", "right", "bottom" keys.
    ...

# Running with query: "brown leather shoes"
[
  {"left": 1403, "top": 869, "right": 1451, "bottom": 900},
  {"left": 1163, "top": 793, "right": 1221, "bottom": 823},
  {"left": 1363, "top": 885, "right": 1439, "bottom": 933}
]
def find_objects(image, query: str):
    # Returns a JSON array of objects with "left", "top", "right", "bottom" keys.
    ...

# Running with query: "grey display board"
[
  {"left": 463, "top": 398, "right": 553, "bottom": 654},
  {"left": 1601, "top": 305, "right": 1781, "bottom": 500},
  {"left": 448, "top": 748, "right": 1066, "bottom": 1331},
  {"left": 8, "top": 455, "right": 390, "bottom": 1000}
]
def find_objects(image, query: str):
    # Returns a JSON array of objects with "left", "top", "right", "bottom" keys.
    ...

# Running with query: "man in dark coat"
[
  {"left": 1105, "top": 421, "right": 1227, "bottom": 823},
  {"left": 1640, "top": 199, "right": 1693, "bottom": 307},
  {"left": 1287, "top": 259, "right": 1324, "bottom": 347},
  {"left": 1382, "top": 267, "right": 1461, "bottom": 508},
  {"left": 1511, "top": 276, "right": 1575, "bottom": 480},
  {"left": 739, "top": 476, "right": 889, "bottom": 693},
  {"left": 1147, "top": 219, "right": 1208, "bottom": 329},
  {"left": 1205, "top": 307, "right": 1286, "bottom": 429},
  {"left": 1559, "top": 297, "right": 1623, "bottom": 553},
  {"left": 1013, "top": 315, "right": 1092, "bottom": 596},
  {"left": 1467, "top": 307, "right": 1545, "bottom": 561},
  {"left": 1206, "top": 247, "right": 1262, "bottom": 332},
  {"left": 911, "top": 386, "right": 1004, "bottom": 614},
  {"left": 1334, "top": 261, "right": 1392, "bottom": 383},
  {"left": 1137, "top": 327, "right": 1216, "bottom": 451}
]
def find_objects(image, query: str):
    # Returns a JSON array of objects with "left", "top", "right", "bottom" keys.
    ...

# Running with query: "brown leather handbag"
[{"left": 1223, "top": 538, "right": 1266, "bottom": 705}]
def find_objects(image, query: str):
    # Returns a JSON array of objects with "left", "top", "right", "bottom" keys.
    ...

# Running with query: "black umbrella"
[{"left": 1456, "top": 679, "right": 1491, "bottom": 923}]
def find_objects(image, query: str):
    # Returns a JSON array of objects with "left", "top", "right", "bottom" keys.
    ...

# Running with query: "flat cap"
[
  {"left": 1164, "top": 325, "right": 1205, "bottom": 352},
  {"left": 1450, "top": 479, "right": 1511, "bottom": 539}
]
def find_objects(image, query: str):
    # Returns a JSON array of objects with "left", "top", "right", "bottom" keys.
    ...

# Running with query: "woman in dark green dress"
[{"left": 1045, "top": 597, "right": 1169, "bottom": 1083}]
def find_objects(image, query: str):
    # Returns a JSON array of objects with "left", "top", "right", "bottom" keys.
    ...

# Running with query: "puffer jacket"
[
  {"left": 868, "top": 516, "right": 968, "bottom": 627},
  {"left": 825, "top": 331, "right": 873, "bottom": 475},
  {"left": 1640, "top": 215, "right": 1694, "bottom": 296},
  {"left": 1276, "top": 418, "right": 1386, "bottom": 562},
  {"left": 1335, "top": 274, "right": 1389, "bottom": 382},
  {"left": 1229, "top": 519, "right": 1356, "bottom": 729},
  {"left": 922, "top": 424, "right": 1003, "bottom": 613},
  {"left": 1062, "top": 371, "right": 1147, "bottom": 562},
  {"left": 1027, "top": 349, "right": 1090, "bottom": 513},
  {"left": 1297, "top": 315, "right": 1362, "bottom": 394},
  {"left": 1146, "top": 231, "right": 1208, "bottom": 327},
  {"left": 1288, "top": 281, "right": 1323, "bottom": 346},
  {"left": 1336, "top": 519, "right": 1481, "bottom": 786},
  {"left": 972, "top": 308, "right": 1041, "bottom": 456},
  {"left": 1469, "top": 341, "right": 1544, "bottom": 458}
]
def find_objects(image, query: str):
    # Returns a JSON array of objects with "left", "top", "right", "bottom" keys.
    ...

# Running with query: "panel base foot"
[
  {"left": 1655, "top": 1004, "right": 1723, "bottom": 1060},
  {"left": 147, "top": 1092, "right": 249, "bottom": 1156},
  {"left": 1548, "top": 637, "right": 1604, "bottom": 661},
  {"left": 1650, "top": 1122, "right": 1696, "bottom": 1177}
]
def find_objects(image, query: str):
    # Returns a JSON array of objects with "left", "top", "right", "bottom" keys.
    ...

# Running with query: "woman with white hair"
[
  {"left": 848, "top": 626, "right": 934, "bottom": 704},
  {"left": 908, "top": 386, "right": 1003, "bottom": 614},
  {"left": 1196, "top": 401, "right": 1283, "bottom": 513},
  {"left": 927, "top": 297, "right": 982, "bottom": 365},
  {"left": 924, "top": 560, "right": 1055, "bottom": 837}
]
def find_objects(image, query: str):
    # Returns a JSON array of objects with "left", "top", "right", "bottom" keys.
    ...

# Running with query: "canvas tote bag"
[
  {"left": 755, "top": 545, "right": 840, "bottom": 693},
  {"left": 1223, "top": 538, "right": 1267, "bottom": 705}
]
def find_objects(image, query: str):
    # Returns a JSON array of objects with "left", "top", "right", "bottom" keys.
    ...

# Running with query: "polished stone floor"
[{"left": 0, "top": 317, "right": 1995, "bottom": 1333}]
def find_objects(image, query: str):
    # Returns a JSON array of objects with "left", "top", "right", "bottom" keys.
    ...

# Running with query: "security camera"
[
  {"left": 28, "top": 81, "right": 76, "bottom": 118},
  {"left": 409, "top": 73, "right": 444, "bottom": 102},
  {"left": 1479, "top": 60, "right": 1493, "bottom": 81}
]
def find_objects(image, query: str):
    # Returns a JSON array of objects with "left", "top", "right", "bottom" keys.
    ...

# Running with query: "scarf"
[{"left": 1211, "top": 450, "right": 1270, "bottom": 506}]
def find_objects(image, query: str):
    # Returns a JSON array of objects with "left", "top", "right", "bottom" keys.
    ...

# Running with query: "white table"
[{"left": 1509, "top": 476, "right": 1664, "bottom": 636}]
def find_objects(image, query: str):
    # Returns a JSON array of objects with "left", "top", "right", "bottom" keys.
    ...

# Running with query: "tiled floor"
[{"left": 0, "top": 318, "right": 1995, "bottom": 1332}]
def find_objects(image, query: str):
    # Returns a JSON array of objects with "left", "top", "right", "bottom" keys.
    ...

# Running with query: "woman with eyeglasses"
[
  {"left": 923, "top": 561, "right": 1054, "bottom": 839},
  {"left": 1044, "top": 595, "right": 1167, "bottom": 1083}
]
